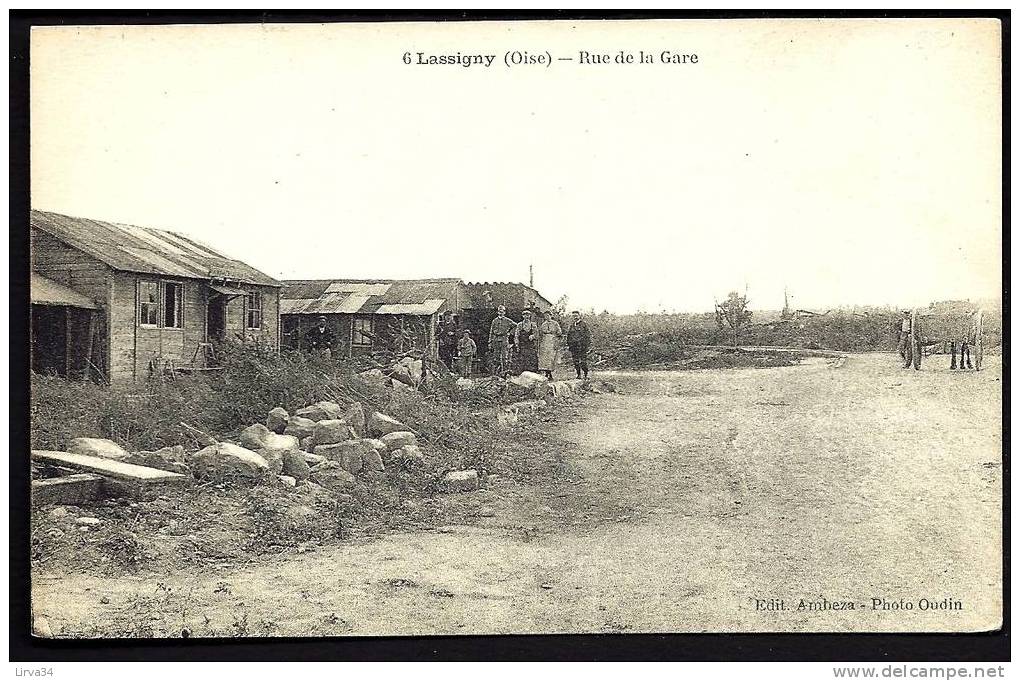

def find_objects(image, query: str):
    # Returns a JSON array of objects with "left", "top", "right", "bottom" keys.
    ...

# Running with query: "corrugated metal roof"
[
  {"left": 280, "top": 298, "right": 317, "bottom": 315},
  {"left": 289, "top": 292, "right": 373, "bottom": 314},
  {"left": 330, "top": 294, "right": 373, "bottom": 313},
  {"left": 325, "top": 282, "right": 392, "bottom": 296},
  {"left": 376, "top": 299, "right": 446, "bottom": 315},
  {"left": 31, "top": 273, "right": 98, "bottom": 309},
  {"left": 462, "top": 282, "right": 553, "bottom": 310},
  {"left": 116, "top": 245, "right": 201, "bottom": 279},
  {"left": 281, "top": 279, "right": 462, "bottom": 316},
  {"left": 31, "top": 210, "right": 281, "bottom": 287}
]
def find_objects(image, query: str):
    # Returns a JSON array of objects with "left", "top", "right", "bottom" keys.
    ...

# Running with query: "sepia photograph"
[{"left": 13, "top": 12, "right": 1006, "bottom": 661}]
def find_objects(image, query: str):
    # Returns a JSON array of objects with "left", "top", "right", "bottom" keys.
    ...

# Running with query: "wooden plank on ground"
[
  {"left": 32, "top": 473, "right": 105, "bottom": 506},
  {"left": 31, "top": 450, "right": 189, "bottom": 485}
]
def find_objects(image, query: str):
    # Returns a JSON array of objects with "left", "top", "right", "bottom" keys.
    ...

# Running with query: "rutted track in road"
[{"left": 33, "top": 354, "right": 1002, "bottom": 636}]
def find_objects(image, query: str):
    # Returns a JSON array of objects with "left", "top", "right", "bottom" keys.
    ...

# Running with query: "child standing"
[{"left": 457, "top": 330, "right": 477, "bottom": 377}]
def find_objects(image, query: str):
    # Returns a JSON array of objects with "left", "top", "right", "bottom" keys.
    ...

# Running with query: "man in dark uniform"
[
  {"left": 566, "top": 310, "right": 592, "bottom": 379},
  {"left": 436, "top": 310, "right": 459, "bottom": 371},
  {"left": 305, "top": 315, "right": 335, "bottom": 358}
]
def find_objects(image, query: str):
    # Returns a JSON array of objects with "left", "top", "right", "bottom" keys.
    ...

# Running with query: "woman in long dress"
[
  {"left": 537, "top": 313, "right": 563, "bottom": 379},
  {"left": 514, "top": 310, "right": 540, "bottom": 374}
]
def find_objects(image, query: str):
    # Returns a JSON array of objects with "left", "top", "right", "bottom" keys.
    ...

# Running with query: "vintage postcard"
[{"left": 25, "top": 17, "right": 1003, "bottom": 642}]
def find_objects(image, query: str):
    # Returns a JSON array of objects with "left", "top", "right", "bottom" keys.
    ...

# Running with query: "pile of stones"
[
  {"left": 55, "top": 385, "right": 538, "bottom": 499},
  {"left": 60, "top": 401, "right": 427, "bottom": 493},
  {"left": 207, "top": 400, "right": 427, "bottom": 491},
  {"left": 356, "top": 357, "right": 425, "bottom": 392}
]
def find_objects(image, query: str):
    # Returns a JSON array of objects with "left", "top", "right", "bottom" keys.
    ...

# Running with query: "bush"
[
  {"left": 31, "top": 343, "right": 369, "bottom": 450},
  {"left": 31, "top": 372, "right": 217, "bottom": 452},
  {"left": 31, "top": 342, "right": 542, "bottom": 484},
  {"left": 208, "top": 342, "right": 345, "bottom": 432}
]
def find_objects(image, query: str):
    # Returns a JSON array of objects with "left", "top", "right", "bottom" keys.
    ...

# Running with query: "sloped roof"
[
  {"left": 31, "top": 210, "right": 281, "bottom": 287},
  {"left": 462, "top": 281, "right": 553, "bottom": 311},
  {"left": 31, "top": 273, "right": 98, "bottom": 309},
  {"left": 281, "top": 279, "right": 463, "bottom": 316}
]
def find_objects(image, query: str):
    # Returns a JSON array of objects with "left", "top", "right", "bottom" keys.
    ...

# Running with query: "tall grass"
[
  {"left": 30, "top": 373, "right": 218, "bottom": 452},
  {"left": 30, "top": 343, "right": 535, "bottom": 481}
]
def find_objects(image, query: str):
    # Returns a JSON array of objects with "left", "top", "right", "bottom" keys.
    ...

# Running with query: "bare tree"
[{"left": 715, "top": 291, "right": 753, "bottom": 348}]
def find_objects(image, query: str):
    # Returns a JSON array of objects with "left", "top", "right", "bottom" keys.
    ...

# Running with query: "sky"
[{"left": 30, "top": 19, "right": 1003, "bottom": 313}]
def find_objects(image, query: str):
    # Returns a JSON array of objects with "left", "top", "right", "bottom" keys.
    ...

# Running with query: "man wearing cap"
[
  {"left": 305, "top": 315, "right": 335, "bottom": 359},
  {"left": 488, "top": 305, "right": 515, "bottom": 376}
]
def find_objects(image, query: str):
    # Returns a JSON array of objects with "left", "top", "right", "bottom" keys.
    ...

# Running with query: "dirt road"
[{"left": 34, "top": 353, "right": 1002, "bottom": 636}]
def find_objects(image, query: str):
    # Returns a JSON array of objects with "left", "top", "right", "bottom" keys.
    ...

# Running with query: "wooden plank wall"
[
  {"left": 111, "top": 274, "right": 213, "bottom": 382},
  {"left": 283, "top": 313, "right": 354, "bottom": 356},
  {"left": 185, "top": 280, "right": 208, "bottom": 365},
  {"left": 225, "top": 292, "right": 246, "bottom": 339},
  {"left": 109, "top": 271, "right": 139, "bottom": 383},
  {"left": 30, "top": 229, "right": 113, "bottom": 376},
  {"left": 373, "top": 315, "right": 432, "bottom": 356},
  {"left": 224, "top": 287, "right": 280, "bottom": 347},
  {"left": 112, "top": 276, "right": 280, "bottom": 383},
  {"left": 262, "top": 289, "right": 281, "bottom": 349},
  {"left": 33, "top": 229, "right": 282, "bottom": 384},
  {"left": 281, "top": 313, "right": 434, "bottom": 358}
]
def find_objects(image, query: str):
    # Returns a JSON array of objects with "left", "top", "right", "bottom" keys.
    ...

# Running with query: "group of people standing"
[
  {"left": 436, "top": 313, "right": 477, "bottom": 377},
  {"left": 436, "top": 306, "right": 592, "bottom": 379}
]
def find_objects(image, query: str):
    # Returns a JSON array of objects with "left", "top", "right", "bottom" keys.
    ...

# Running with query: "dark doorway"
[
  {"left": 30, "top": 304, "right": 98, "bottom": 379},
  {"left": 207, "top": 296, "right": 226, "bottom": 342},
  {"left": 282, "top": 316, "right": 300, "bottom": 350},
  {"left": 31, "top": 305, "right": 68, "bottom": 376}
]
